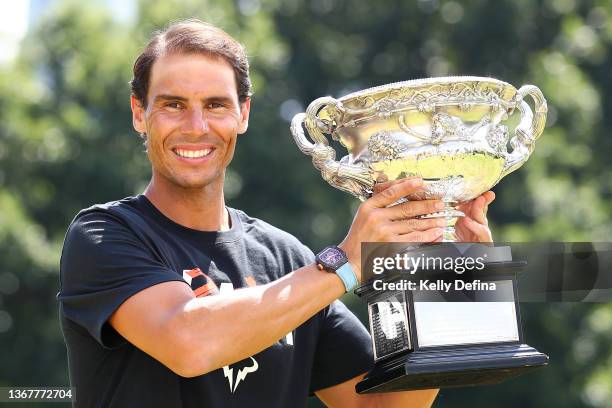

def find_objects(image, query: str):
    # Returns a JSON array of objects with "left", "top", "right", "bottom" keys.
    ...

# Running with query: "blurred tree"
[{"left": 0, "top": 0, "right": 611, "bottom": 406}]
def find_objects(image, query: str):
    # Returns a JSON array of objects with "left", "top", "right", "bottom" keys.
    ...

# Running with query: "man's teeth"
[{"left": 174, "top": 148, "right": 212, "bottom": 158}]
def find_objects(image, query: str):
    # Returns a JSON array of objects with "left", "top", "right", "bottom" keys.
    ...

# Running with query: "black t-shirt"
[{"left": 58, "top": 195, "right": 373, "bottom": 407}]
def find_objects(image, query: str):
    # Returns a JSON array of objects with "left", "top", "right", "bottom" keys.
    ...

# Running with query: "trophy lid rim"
[{"left": 338, "top": 76, "right": 515, "bottom": 101}]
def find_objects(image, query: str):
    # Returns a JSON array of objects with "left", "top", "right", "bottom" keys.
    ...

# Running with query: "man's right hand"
[{"left": 338, "top": 177, "right": 445, "bottom": 282}]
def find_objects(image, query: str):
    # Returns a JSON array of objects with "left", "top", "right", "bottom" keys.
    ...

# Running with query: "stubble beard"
[{"left": 154, "top": 165, "right": 225, "bottom": 196}]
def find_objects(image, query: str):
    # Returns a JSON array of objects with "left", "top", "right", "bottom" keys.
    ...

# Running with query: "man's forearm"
[{"left": 171, "top": 264, "right": 346, "bottom": 376}]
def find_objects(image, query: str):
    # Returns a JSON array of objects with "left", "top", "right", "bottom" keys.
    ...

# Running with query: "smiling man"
[{"left": 58, "top": 19, "right": 494, "bottom": 407}]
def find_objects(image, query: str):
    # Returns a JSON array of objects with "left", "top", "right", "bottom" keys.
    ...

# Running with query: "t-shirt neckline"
[{"left": 136, "top": 194, "right": 243, "bottom": 245}]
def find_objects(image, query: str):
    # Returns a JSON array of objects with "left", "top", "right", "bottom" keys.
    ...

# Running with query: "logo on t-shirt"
[
  {"left": 182, "top": 268, "right": 219, "bottom": 297},
  {"left": 222, "top": 356, "right": 259, "bottom": 393}
]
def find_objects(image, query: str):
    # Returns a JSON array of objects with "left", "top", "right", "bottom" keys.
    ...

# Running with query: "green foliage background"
[{"left": 1, "top": 0, "right": 611, "bottom": 406}]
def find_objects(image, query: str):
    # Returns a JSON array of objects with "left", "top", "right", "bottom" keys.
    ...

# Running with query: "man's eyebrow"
[
  {"left": 153, "top": 94, "right": 188, "bottom": 103},
  {"left": 203, "top": 95, "right": 235, "bottom": 104},
  {"left": 153, "top": 95, "right": 236, "bottom": 104}
]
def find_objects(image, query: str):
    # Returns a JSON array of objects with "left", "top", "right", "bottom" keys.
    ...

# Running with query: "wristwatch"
[{"left": 315, "top": 246, "right": 359, "bottom": 292}]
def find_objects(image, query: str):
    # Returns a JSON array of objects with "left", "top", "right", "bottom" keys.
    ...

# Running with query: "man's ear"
[
  {"left": 130, "top": 94, "right": 147, "bottom": 134},
  {"left": 237, "top": 97, "right": 251, "bottom": 135}
]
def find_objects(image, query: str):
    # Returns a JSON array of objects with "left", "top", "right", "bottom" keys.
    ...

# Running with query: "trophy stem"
[
  {"left": 443, "top": 217, "right": 459, "bottom": 242},
  {"left": 442, "top": 202, "right": 464, "bottom": 242},
  {"left": 420, "top": 202, "right": 464, "bottom": 242}
]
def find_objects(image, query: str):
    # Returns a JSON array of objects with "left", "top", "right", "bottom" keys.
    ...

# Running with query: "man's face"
[{"left": 131, "top": 53, "right": 250, "bottom": 190}]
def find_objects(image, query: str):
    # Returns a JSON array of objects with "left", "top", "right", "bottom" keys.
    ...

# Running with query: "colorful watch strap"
[{"left": 336, "top": 262, "right": 359, "bottom": 292}]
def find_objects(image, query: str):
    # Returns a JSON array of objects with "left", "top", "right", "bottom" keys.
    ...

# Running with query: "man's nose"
[{"left": 181, "top": 108, "right": 210, "bottom": 136}]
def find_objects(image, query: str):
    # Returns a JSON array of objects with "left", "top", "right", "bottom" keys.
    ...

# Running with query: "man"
[{"left": 58, "top": 19, "right": 494, "bottom": 407}]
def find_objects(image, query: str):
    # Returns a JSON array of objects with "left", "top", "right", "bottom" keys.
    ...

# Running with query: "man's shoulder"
[
  {"left": 232, "top": 208, "right": 303, "bottom": 243},
  {"left": 63, "top": 196, "right": 154, "bottom": 249},
  {"left": 232, "top": 208, "right": 314, "bottom": 258},
  {"left": 78, "top": 195, "right": 140, "bottom": 215},
  {"left": 70, "top": 196, "right": 144, "bottom": 226}
]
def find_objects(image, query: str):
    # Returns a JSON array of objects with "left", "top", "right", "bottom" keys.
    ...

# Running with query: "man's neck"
[{"left": 143, "top": 175, "right": 230, "bottom": 232}]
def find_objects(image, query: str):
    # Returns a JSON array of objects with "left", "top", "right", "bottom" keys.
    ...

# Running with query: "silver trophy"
[
  {"left": 290, "top": 76, "right": 547, "bottom": 241},
  {"left": 290, "top": 77, "right": 549, "bottom": 392}
]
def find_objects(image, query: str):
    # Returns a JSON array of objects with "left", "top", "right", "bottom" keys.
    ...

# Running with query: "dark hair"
[{"left": 130, "top": 19, "right": 252, "bottom": 107}]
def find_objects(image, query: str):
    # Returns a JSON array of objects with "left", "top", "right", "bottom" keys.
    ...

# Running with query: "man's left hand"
[{"left": 455, "top": 191, "right": 495, "bottom": 242}]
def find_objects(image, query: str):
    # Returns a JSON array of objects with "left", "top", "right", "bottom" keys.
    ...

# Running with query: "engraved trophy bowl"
[{"left": 290, "top": 77, "right": 547, "bottom": 241}]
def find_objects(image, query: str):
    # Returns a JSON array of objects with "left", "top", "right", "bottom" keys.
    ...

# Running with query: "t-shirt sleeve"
[
  {"left": 58, "top": 210, "right": 186, "bottom": 349},
  {"left": 309, "top": 299, "right": 374, "bottom": 393}
]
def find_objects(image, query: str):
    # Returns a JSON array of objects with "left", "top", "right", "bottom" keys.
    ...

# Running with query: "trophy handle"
[
  {"left": 290, "top": 97, "right": 375, "bottom": 201},
  {"left": 500, "top": 85, "right": 548, "bottom": 178}
]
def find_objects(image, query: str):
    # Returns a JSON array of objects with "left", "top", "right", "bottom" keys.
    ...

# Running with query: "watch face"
[{"left": 319, "top": 247, "right": 346, "bottom": 269}]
